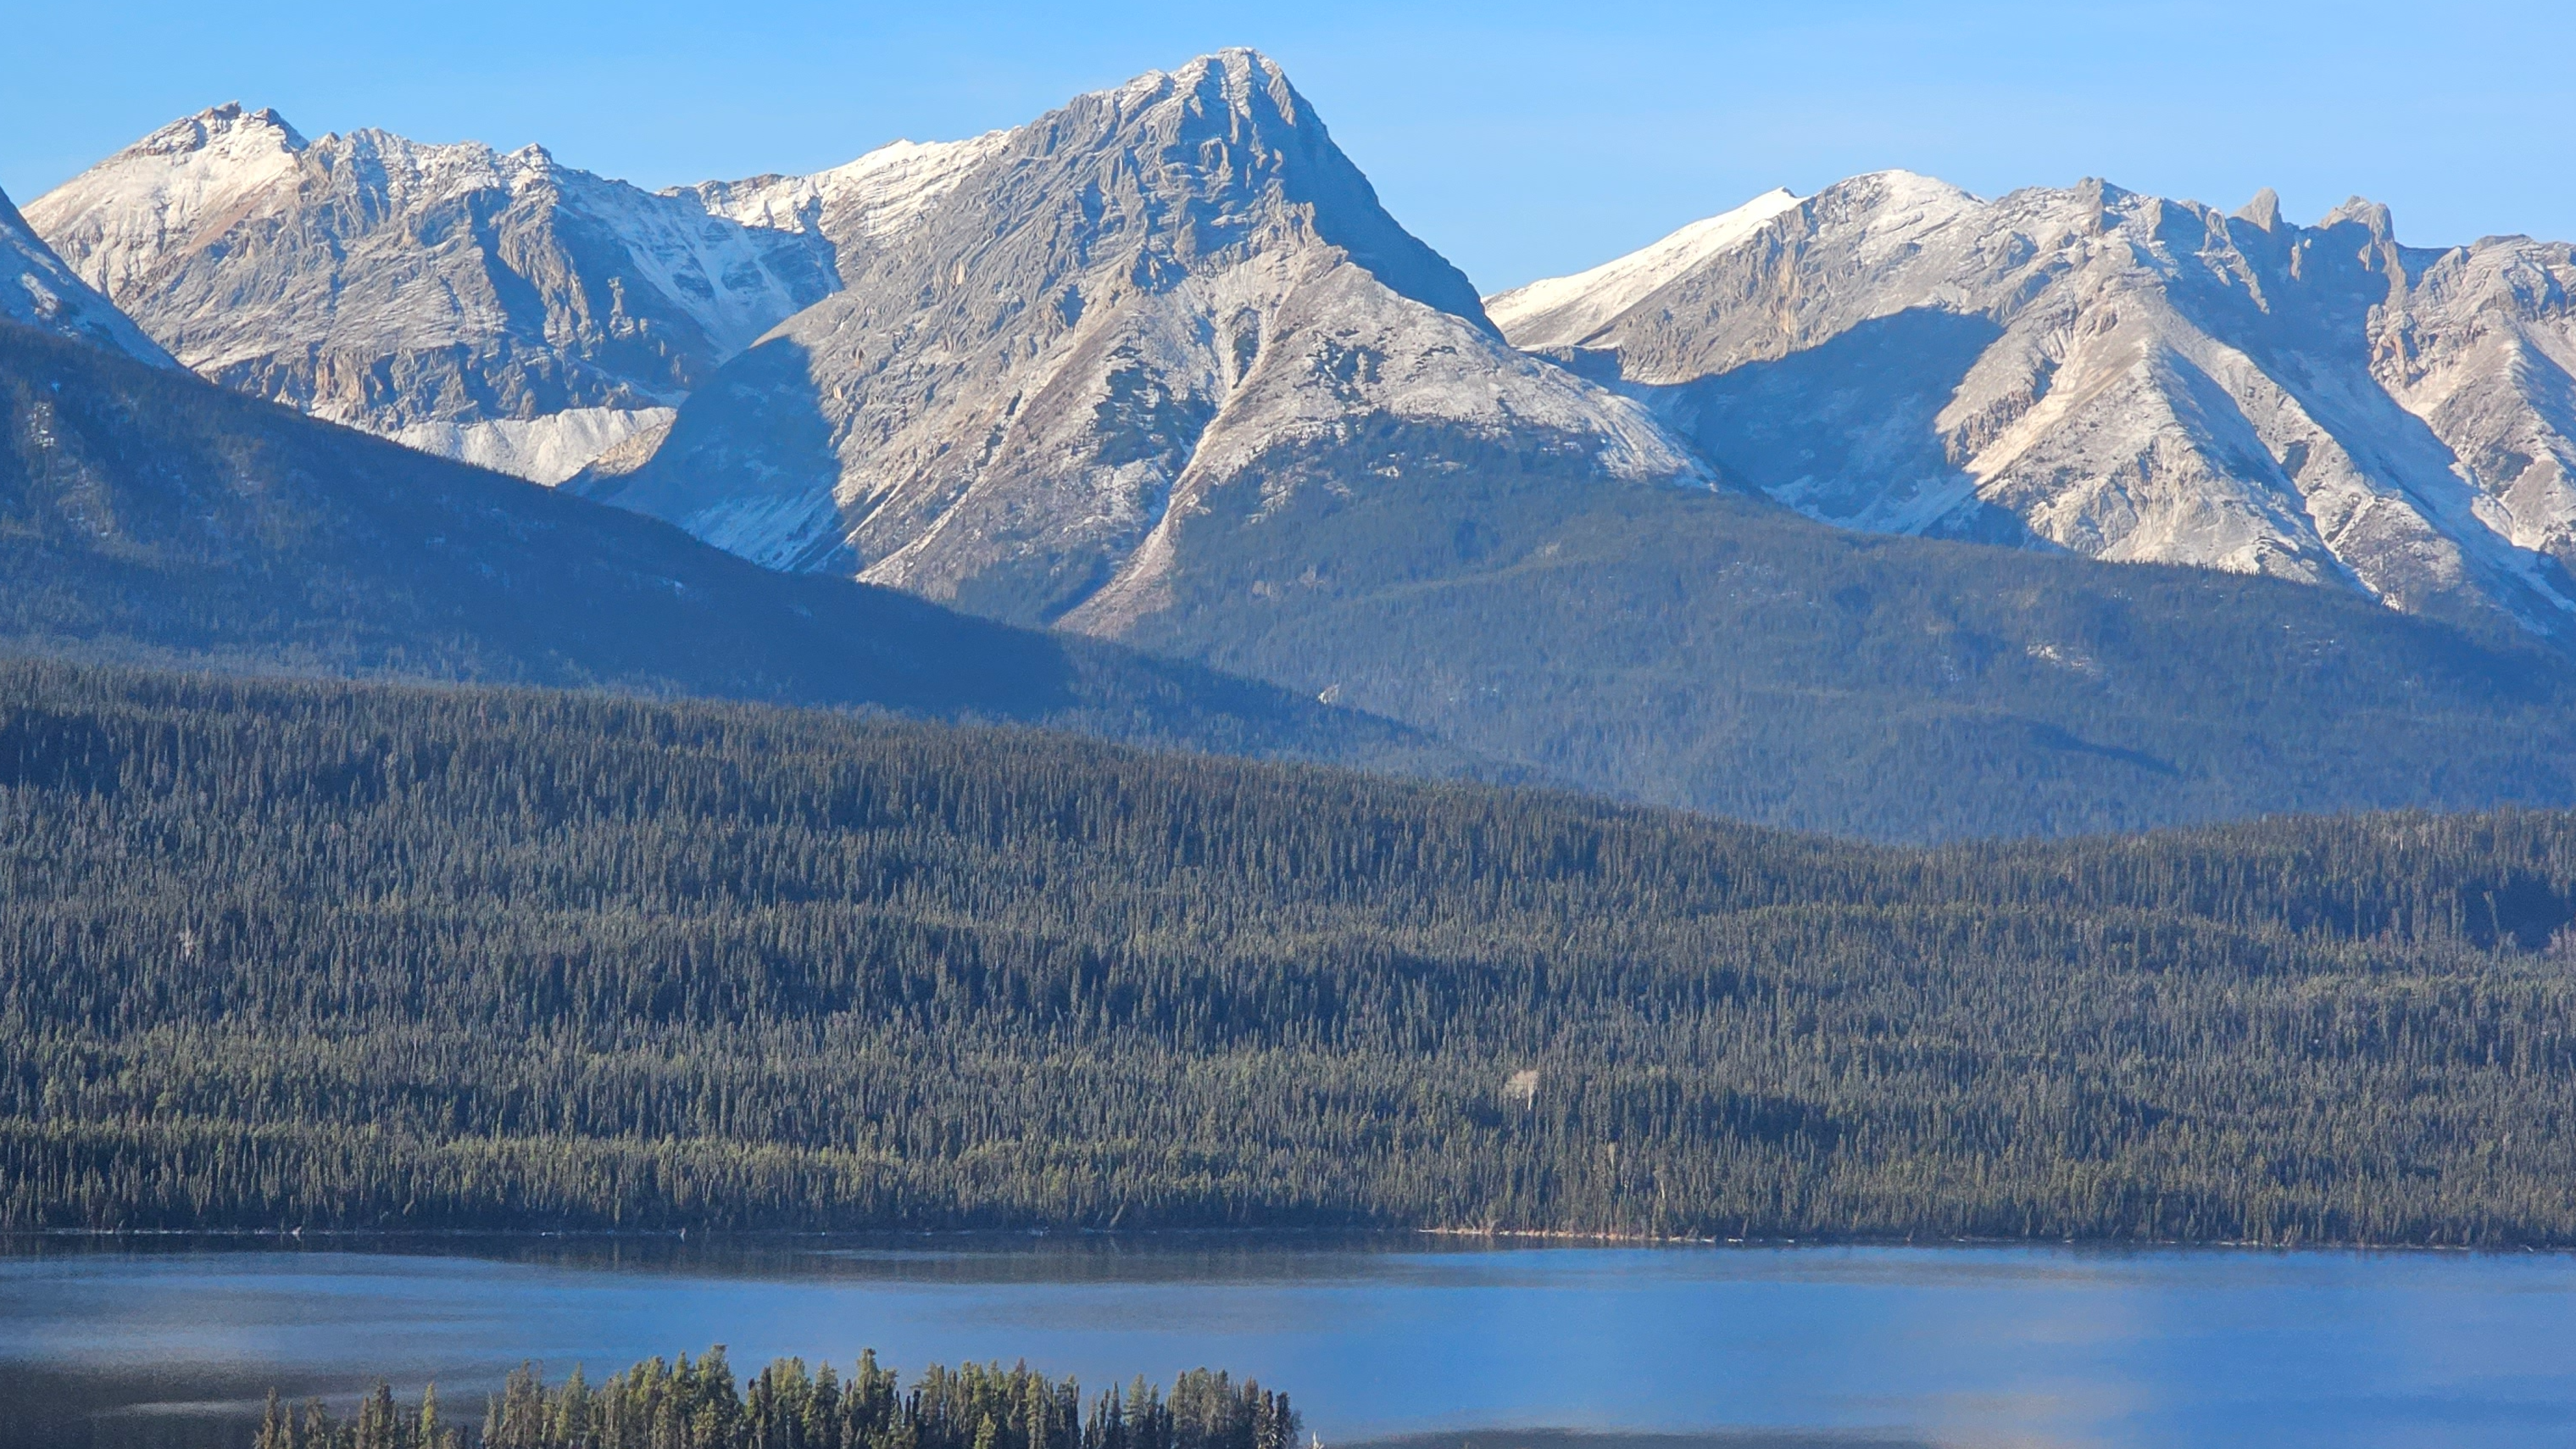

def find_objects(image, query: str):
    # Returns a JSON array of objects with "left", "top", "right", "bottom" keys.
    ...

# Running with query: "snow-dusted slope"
[
  {"left": 0, "top": 185, "right": 174, "bottom": 366},
  {"left": 585, "top": 50, "right": 1699, "bottom": 628},
  {"left": 25, "top": 104, "right": 838, "bottom": 482},
  {"left": 1493, "top": 171, "right": 2576, "bottom": 636},
  {"left": 1486, "top": 187, "right": 1802, "bottom": 346},
  {"left": 677, "top": 133, "right": 1012, "bottom": 280}
]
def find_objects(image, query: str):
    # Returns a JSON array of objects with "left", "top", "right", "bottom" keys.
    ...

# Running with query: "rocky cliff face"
[
  {"left": 581, "top": 51, "right": 1699, "bottom": 625},
  {"left": 0, "top": 185, "right": 173, "bottom": 367},
  {"left": 24, "top": 104, "right": 841, "bottom": 482},
  {"left": 1492, "top": 172, "right": 2576, "bottom": 638}
]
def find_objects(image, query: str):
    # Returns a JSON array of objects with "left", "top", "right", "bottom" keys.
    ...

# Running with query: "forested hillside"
[
  {"left": 1103, "top": 458, "right": 2576, "bottom": 839},
  {"left": 5, "top": 660, "right": 2576, "bottom": 1244}
]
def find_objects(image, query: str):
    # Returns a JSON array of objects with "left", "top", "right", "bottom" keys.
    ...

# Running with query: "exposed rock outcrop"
[{"left": 1494, "top": 172, "right": 2576, "bottom": 637}]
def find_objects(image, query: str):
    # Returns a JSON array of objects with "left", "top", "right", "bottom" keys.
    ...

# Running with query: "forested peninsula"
[
  {"left": 253, "top": 1351, "right": 1293, "bottom": 1449},
  {"left": 5, "top": 660, "right": 2575, "bottom": 1244}
]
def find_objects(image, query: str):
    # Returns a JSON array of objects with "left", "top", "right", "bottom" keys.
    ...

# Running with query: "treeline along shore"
[
  {"left": 4, "top": 660, "right": 2576, "bottom": 1243},
  {"left": 254, "top": 1350, "right": 1294, "bottom": 1449}
]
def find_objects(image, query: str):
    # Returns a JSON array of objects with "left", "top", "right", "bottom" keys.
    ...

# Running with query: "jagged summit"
[
  {"left": 138, "top": 101, "right": 305, "bottom": 151},
  {"left": 1491, "top": 170, "right": 2576, "bottom": 638},
  {"left": 581, "top": 50, "right": 1691, "bottom": 625},
  {"left": 1040, "top": 47, "right": 1491, "bottom": 327},
  {"left": 25, "top": 106, "right": 845, "bottom": 483},
  {"left": 29, "top": 100, "right": 832, "bottom": 357},
  {"left": 2320, "top": 194, "right": 2399, "bottom": 235}
]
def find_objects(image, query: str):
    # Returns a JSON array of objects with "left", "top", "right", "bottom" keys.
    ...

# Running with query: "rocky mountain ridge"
[
  {"left": 26, "top": 58, "right": 2576, "bottom": 839},
  {"left": 1494, "top": 170, "right": 2576, "bottom": 638},
  {"left": 39, "top": 75, "right": 2576, "bottom": 648},
  {"left": 552, "top": 55, "right": 2576, "bottom": 840},
  {"left": 580, "top": 49, "right": 1697, "bottom": 626},
  {"left": 22, "top": 105, "right": 990, "bottom": 483}
]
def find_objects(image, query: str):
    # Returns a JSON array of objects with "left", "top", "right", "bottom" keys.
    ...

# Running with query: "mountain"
[
  {"left": 0, "top": 185, "right": 173, "bottom": 366},
  {"left": 1488, "top": 186, "right": 1803, "bottom": 348},
  {"left": 34, "top": 64, "right": 2576, "bottom": 841},
  {"left": 1489, "top": 171, "right": 2576, "bottom": 640},
  {"left": 571, "top": 54, "right": 2576, "bottom": 840},
  {"left": 577, "top": 49, "right": 1696, "bottom": 616},
  {"left": 0, "top": 314, "right": 1468, "bottom": 773},
  {"left": 22, "top": 103, "right": 840, "bottom": 482},
  {"left": 25, "top": 108, "right": 1036, "bottom": 487}
]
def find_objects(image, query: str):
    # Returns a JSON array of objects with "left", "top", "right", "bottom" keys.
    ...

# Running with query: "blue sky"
[{"left": 8, "top": 0, "right": 2571, "bottom": 293}]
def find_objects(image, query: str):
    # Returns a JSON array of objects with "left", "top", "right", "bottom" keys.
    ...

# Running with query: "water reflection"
[{"left": 0, "top": 1234, "right": 2570, "bottom": 1449}]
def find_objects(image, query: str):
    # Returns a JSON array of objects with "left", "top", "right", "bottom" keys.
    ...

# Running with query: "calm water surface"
[{"left": 2, "top": 1235, "right": 2571, "bottom": 1449}]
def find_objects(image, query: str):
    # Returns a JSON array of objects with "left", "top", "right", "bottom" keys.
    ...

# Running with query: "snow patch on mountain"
[{"left": 390, "top": 407, "right": 678, "bottom": 487}]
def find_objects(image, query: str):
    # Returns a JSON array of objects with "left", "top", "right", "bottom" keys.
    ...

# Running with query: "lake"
[{"left": 2, "top": 1234, "right": 2572, "bottom": 1449}]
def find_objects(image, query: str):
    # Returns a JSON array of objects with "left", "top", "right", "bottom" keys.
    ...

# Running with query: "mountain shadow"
[
  {"left": 1643, "top": 307, "right": 2022, "bottom": 541},
  {"left": 573, "top": 331, "right": 860, "bottom": 574}
]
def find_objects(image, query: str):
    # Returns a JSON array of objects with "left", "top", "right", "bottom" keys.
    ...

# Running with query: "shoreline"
[{"left": 0, "top": 1224, "right": 2550, "bottom": 1256}]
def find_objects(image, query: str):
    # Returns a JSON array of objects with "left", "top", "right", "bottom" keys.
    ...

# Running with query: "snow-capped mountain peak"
[
  {"left": 1104, "top": 47, "right": 1292, "bottom": 116},
  {"left": 25, "top": 107, "right": 849, "bottom": 482},
  {"left": 29, "top": 99, "right": 1111, "bottom": 483},
  {"left": 32, "top": 103, "right": 308, "bottom": 304},
  {"left": 1489, "top": 170, "right": 2576, "bottom": 639},
  {"left": 582, "top": 51, "right": 1697, "bottom": 626}
]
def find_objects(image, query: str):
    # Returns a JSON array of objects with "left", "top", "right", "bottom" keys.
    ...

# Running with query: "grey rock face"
[
  {"left": 584, "top": 50, "right": 1697, "bottom": 627},
  {"left": 1492, "top": 172, "right": 2576, "bottom": 637},
  {"left": 0, "top": 185, "right": 173, "bottom": 366},
  {"left": 25, "top": 104, "right": 840, "bottom": 482}
]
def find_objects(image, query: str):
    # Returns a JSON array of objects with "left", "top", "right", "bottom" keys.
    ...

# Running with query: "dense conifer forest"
[
  {"left": 4, "top": 659, "right": 2576, "bottom": 1244},
  {"left": 249, "top": 1351, "right": 1292, "bottom": 1449}
]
